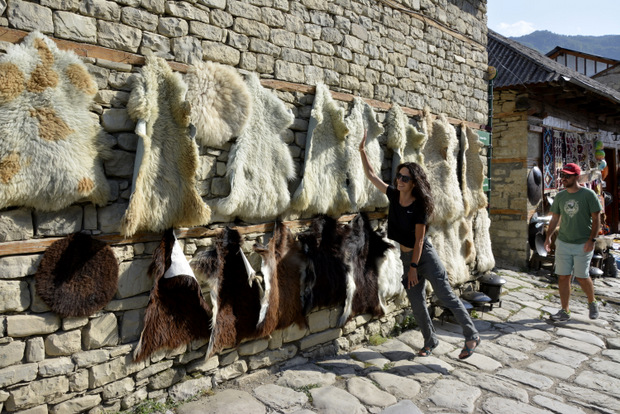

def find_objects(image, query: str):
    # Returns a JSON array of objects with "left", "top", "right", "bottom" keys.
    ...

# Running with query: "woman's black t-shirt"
[{"left": 386, "top": 185, "right": 427, "bottom": 248}]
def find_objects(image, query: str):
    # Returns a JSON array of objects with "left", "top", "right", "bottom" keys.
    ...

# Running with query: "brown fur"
[
  {"left": 134, "top": 229, "right": 212, "bottom": 362},
  {"left": 35, "top": 233, "right": 118, "bottom": 317},
  {"left": 0, "top": 62, "right": 25, "bottom": 103}
]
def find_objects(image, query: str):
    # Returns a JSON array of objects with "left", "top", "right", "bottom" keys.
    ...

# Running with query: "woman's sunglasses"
[{"left": 396, "top": 173, "right": 412, "bottom": 183}]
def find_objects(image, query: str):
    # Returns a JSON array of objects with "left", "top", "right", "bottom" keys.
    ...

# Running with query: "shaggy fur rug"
[
  {"left": 345, "top": 97, "right": 388, "bottom": 211},
  {"left": 427, "top": 220, "right": 471, "bottom": 286},
  {"left": 474, "top": 208, "right": 496, "bottom": 273},
  {"left": 462, "top": 125, "right": 487, "bottom": 217},
  {"left": 134, "top": 229, "right": 212, "bottom": 362},
  {"left": 217, "top": 73, "right": 295, "bottom": 222},
  {"left": 0, "top": 31, "right": 110, "bottom": 211},
  {"left": 291, "top": 83, "right": 350, "bottom": 217},
  {"left": 184, "top": 61, "right": 251, "bottom": 148},
  {"left": 35, "top": 233, "right": 118, "bottom": 317},
  {"left": 386, "top": 104, "right": 428, "bottom": 178},
  {"left": 122, "top": 56, "right": 211, "bottom": 236}
]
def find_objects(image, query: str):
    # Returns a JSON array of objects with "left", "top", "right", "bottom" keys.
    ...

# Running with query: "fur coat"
[
  {"left": 345, "top": 97, "right": 388, "bottom": 211},
  {"left": 121, "top": 56, "right": 211, "bottom": 236},
  {"left": 386, "top": 104, "right": 427, "bottom": 178},
  {"left": 217, "top": 73, "right": 295, "bottom": 221},
  {"left": 184, "top": 60, "right": 251, "bottom": 148},
  {"left": 0, "top": 31, "right": 110, "bottom": 211},
  {"left": 291, "top": 83, "right": 350, "bottom": 217}
]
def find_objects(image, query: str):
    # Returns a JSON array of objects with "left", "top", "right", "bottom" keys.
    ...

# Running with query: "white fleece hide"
[
  {"left": 184, "top": 61, "right": 251, "bottom": 148},
  {"left": 427, "top": 220, "right": 470, "bottom": 286},
  {"left": 473, "top": 208, "right": 495, "bottom": 273},
  {"left": 217, "top": 73, "right": 295, "bottom": 222},
  {"left": 377, "top": 239, "right": 405, "bottom": 314},
  {"left": 122, "top": 56, "right": 211, "bottom": 236},
  {"left": 345, "top": 97, "right": 388, "bottom": 211},
  {"left": 291, "top": 83, "right": 350, "bottom": 216},
  {"left": 423, "top": 114, "right": 464, "bottom": 226},
  {"left": 0, "top": 31, "right": 110, "bottom": 211},
  {"left": 339, "top": 262, "right": 357, "bottom": 327},
  {"left": 462, "top": 125, "right": 487, "bottom": 217},
  {"left": 386, "top": 104, "right": 428, "bottom": 178}
]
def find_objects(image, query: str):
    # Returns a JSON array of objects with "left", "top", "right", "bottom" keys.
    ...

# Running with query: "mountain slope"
[{"left": 509, "top": 30, "right": 620, "bottom": 60}]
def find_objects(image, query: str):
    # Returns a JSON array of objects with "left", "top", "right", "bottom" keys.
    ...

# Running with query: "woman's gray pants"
[{"left": 400, "top": 239, "right": 479, "bottom": 349}]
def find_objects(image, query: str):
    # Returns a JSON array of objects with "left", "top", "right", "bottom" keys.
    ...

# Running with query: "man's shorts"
[{"left": 554, "top": 239, "right": 594, "bottom": 278}]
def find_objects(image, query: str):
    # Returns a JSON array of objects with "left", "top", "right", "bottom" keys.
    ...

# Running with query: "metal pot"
[{"left": 479, "top": 273, "right": 506, "bottom": 304}]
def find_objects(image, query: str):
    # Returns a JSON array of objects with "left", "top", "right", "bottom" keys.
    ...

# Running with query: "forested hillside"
[{"left": 510, "top": 30, "right": 620, "bottom": 60}]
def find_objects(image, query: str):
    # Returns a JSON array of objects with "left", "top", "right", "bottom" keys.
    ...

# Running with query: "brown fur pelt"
[
  {"left": 35, "top": 233, "right": 118, "bottom": 317},
  {"left": 297, "top": 215, "right": 351, "bottom": 316},
  {"left": 191, "top": 228, "right": 263, "bottom": 357},
  {"left": 134, "top": 229, "right": 212, "bottom": 362},
  {"left": 253, "top": 221, "right": 308, "bottom": 333},
  {"left": 340, "top": 214, "right": 394, "bottom": 326},
  {"left": 122, "top": 55, "right": 211, "bottom": 236}
]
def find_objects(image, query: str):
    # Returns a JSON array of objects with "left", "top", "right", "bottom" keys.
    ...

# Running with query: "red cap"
[{"left": 561, "top": 163, "right": 581, "bottom": 176}]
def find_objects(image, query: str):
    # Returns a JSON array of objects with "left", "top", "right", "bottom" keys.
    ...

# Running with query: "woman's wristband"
[{"left": 410, "top": 262, "right": 418, "bottom": 268}]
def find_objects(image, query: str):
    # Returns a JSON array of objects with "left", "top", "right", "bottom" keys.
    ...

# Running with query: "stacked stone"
[{"left": 0, "top": 0, "right": 488, "bottom": 412}]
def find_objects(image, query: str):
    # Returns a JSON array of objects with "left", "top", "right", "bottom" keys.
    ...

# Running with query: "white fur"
[
  {"left": 345, "top": 97, "right": 388, "bottom": 211},
  {"left": 185, "top": 60, "right": 252, "bottom": 148},
  {"left": 0, "top": 31, "right": 110, "bottom": 211},
  {"left": 217, "top": 73, "right": 295, "bottom": 221},
  {"left": 291, "top": 83, "right": 350, "bottom": 216},
  {"left": 474, "top": 208, "right": 496, "bottom": 273},
  {"left": 427, "top": 220, "right": 470, "bottom": 286},
  {"left": 377, "top": 240, "right": 405, "bottom": 314},
  {"left": 386, "top": 104, "right": 428, "bottom": 178},
  {"left": 122, "top": 56, "right": 211, "bottom": 236},
  {"left": 338, "top": 264, "right": 357, "bottom": 327},
  {"left": 462, "top": 125, "right": 488, "bottom": 216}
]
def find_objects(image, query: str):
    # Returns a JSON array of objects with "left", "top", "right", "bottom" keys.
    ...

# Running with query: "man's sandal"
[{"left": 458, "top": 337, "right": 480, "bottom": 360}]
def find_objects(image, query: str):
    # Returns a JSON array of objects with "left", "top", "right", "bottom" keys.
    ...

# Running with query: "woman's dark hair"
[{"left": 393, "top": 162, "right": 434, "bottom": 219}]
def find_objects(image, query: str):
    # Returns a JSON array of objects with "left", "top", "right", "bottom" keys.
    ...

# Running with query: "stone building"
[
  {"left": 487, "top": 29, "right": 620, "bottom": 269},
  {"left": 0, "top": 1, "right": 490, "bottom": 412}
]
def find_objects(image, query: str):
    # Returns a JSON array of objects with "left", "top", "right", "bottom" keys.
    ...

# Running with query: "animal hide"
[
  {"left": 184, "top": 60, "right": 251, "bottom": 148},
  {"left": 345, "top": 97, "right": 388, "bottom": 211},
  {"left": 297, "top": 215, "right": 350, "bottom": 316},
  {"left": 134, "top": 229, "right": 212, "bottom": 362},
  {"left": 191, "top": 228, "right": 264, "bottom": 357},
  {"left": 427, "top": 219, "right": 470, "bottom": 286},
  {"left": 473, "top": 208, "right": 495, "bottom": 273},
  {"left": 462, "top": 125, "right": 487, "bottom": 217},
  {"left": 291, "top": 83, "right": 350, "bottom": 217},
  {"left": 423, "top": 113, "right": 464, "bottom": 226},
  {"left": 122, "top": 56, "right": 210, "bottom": 236},
  {"left": 0, "top": 31, "right": 110, "bottom": 211},
  {"left": 253, "top": 221, "right": 308, "bottom": 333},
  {"left": 377, "top": 239, "right": 405, "bottom": 314},
  {"left": 35, "top": 233, "right": 118, "bottom": 317},
  {"left": 386, "top": 104, "right": 427, "bottom": 178},
  {"left": 217, "top": 73, "right": 295, "bottom": 221},
  {"left": 340, "top": 214, "right": 394, "bottom": 326}
]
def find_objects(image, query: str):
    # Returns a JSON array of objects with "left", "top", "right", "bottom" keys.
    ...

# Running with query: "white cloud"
[{"left": 496, "top": 21, "right": 536, "bottom": 37}]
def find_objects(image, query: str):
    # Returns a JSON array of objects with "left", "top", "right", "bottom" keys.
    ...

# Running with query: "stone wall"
[{"left": 0, "top": 0, "right": 489, "bottom": 412}]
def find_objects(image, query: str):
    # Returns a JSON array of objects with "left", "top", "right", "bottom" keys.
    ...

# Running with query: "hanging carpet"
[
  {"left": 542, "top": 127, "right": 555, "bottom": 189},
  {"left": 0, "top": 31, "right": 110, "bottom": 211}
]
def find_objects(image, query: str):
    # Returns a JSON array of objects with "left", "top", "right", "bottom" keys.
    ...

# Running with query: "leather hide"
[
  {"left": 134, "top": 229, "right": 212, "bottom": 362},
  {"left": 217, "top": 73, "right": 295, "bottom": 221},
  {"left": 291, "top": 84, "right": 350, "bottom": 217},
  {"left": 122, "top": 56, "right": 211, "bottom": 236},
  {"left": 386, "top": 104, "right": 427, "bottom": 179},
  {"left": 345, "top": 98, "right": 388, "bottom": 212},
  {"left": 184, "top": 60, "right": 251, "bottom": 148},
  {"left": 0, "top": 31, "right": 110, "bottom": 211}
]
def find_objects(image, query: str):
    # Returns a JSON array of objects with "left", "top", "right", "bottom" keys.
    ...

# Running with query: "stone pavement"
[{"left": 173, "top": 269, "right": 620, "bottom": 414}]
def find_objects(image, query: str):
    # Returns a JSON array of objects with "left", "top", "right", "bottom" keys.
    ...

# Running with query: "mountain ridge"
[{"left": 508, "top": 30, "right": 620, "bottom": 61}]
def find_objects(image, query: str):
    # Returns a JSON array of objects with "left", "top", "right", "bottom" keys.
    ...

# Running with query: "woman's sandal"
[
  {"left": 418, "top": 344, "right": 437, "bottom": 357},
  {"left": 458, "top": 337, "right": 481, "bottom": 360}
]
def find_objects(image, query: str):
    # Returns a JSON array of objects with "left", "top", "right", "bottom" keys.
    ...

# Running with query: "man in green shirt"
[{"left": 544, "top": 163, "right": 601, "bottom": 321}]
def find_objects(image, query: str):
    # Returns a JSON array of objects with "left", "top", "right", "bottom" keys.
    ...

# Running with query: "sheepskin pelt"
[
  {"left": 122, "top": 55, "right": 211, "bottom": 236},
  {"left": 184, "top": 60, "right": 251, "bottom": 148},
  {"left": 297, "top": 215, "right": 350, "bottom": 316},
  {"left": 191, "top": 228, "right": 263, "bottom": 357},
  {"left": 423, "top": 113, "right": 464, "bottom": 226},
  {"left": 0, "top": 31, "right": 110, "bottom": 211},
  {"left": 134, "top": 229, "right": 212, "bottom": 362},
  {"left": 473, "top": 208, "right": 495, "bottom": 273},
  {"left": 427, "top": 220, "right": 470, "bottom": 286},
  {"left": 253, "top": 221, "right": 308, "bottom": 333},
  {"left": 291, "top": 83, "right": 350, "bottom": 217},
  {"left": 35, "top": 233, "right": 118, "bottom": 317},
  {"left": 217, "top": 73, "right": 295, "bottom": 221},
  {"left": 340, "top": 214, "right": 394, "bottom": 326},
  {"left": 377, "top": 238, "right": 405, "bottom": 314},
  {"left": 345, "top": 97, "right": 388, "bottom": 211},
  {"left": 386, "top": 103, "right": 427, "bottom": 178},
  {"left": 462, "top": 125, "right": 487, "bottom": 217}
]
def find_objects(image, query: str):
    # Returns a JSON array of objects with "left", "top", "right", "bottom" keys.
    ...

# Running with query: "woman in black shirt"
[{"left": 359, "top": 133, "right": 480, "bottom": 359}]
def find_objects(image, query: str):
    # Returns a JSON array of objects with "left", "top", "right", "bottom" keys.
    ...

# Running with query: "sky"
[{"left": 487, "top": 0, "right": 620, "bottom": 37}]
